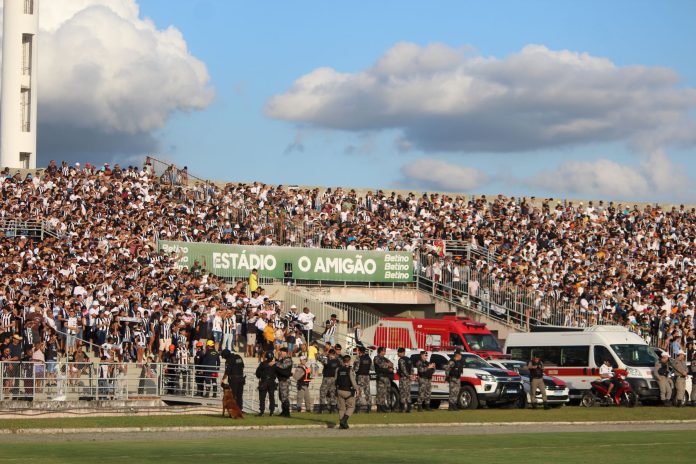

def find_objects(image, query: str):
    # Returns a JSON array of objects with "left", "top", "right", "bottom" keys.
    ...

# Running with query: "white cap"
[
  {"left": 677, "top": 350, "right": 686, "bottom": 356},
  {"left": 290, "top": 304, "right": 297, "bottom": 309},
  {"left": 661, "top": 351, "right": 670, "bottom": 358}
]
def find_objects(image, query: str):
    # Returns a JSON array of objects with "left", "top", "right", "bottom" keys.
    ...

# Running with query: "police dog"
[{"left": 222, "top": 383, "right": 243, "bottom": 419}]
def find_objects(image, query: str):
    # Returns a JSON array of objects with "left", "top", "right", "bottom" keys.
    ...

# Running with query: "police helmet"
[{"left": 265, "top": 352, "right": 275, "bottom": 361}]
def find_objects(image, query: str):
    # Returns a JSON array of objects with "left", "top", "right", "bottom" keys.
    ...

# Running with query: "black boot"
[
  {"left": 406, "top": 402, "right": 412, "bottom": 413},
  {"left": 365, "top": 405, "right": 371, "bottom": 414},
  {"left": 543, "top": 403, "right": 550, "bottom": 410},
  {"left": 339, "top": 415, "right": 349, "bottom": 429},
  {"left": 256, "top": 411, "right": 264, "bottom": 417},
  {"left": 318, "top": 404, "right": 324, "bottom": 414},
  {"left": 415, "top": 403, "right": 422, "bottom": 412},
  {"left": 448, "top": 402, "right": 457, "bottom": 411},
  {"left": 423, "top": 402, "right": 431, "bottom": 411}
]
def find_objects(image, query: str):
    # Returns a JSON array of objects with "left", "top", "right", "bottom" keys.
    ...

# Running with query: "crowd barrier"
[{"left": 0, "top": 360, "right": 329, "bottom": 414}]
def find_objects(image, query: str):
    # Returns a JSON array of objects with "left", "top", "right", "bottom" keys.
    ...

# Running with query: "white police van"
[{"left": 384, "top": 349, "right": 524, "bottom": 409}]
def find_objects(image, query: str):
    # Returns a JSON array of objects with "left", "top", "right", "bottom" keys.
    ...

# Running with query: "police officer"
[
  {"left": 317, "top": 348, "right": 340, "bottom": 413},
  {"left": 415, "top": 351, "right": 435, "bottom": 411},
  {"left": 275, "top": 347, "right": 293, "bottom": 417},
  {"left": 673, "top": 350, "right": 688, "bottom": 407},
  {"left": 690, "top": 347, "right": 696, "bottom": 407},
  {"left": 527, "top": 354, "right": 548, "bottom": 409},
  {"left": 293, "top": 355, "right": 313, "bottom": 412},
  {"left": 201, "top": 340, "right": 221, "bottom": 398},
  {"left": 445, "top": 350, "right": 464, "bottom": 411},
  {"left": 373, "top": 346, "right": 394, "bottom": 412},
  {"left": 336, "top": 355, "right": 361, "bottom": 429},
  {"left": 221, "top": 348, "right": 245, "bottom": 409},
  {"left": 193, "top": 341, "right": 205, "bottom": 396},
  {"left": 354, "top": 346, "right": 372, "bottom": 413},
  {"left": 396, "top": 348, "right": 413, "bottom": 412},
  {"left": 654, "top": 351, "right": 673, "bottom": 406},
  {"left": 256, "top": 351, "right": 277, "bottom": 416}
]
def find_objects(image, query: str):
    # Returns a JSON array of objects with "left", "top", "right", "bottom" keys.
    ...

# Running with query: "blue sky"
[{"left": 41, "top": 1, "right": 696, "bottom": 201}]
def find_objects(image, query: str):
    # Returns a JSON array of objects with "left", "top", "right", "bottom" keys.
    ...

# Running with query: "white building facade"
[{"left": 1, "top": 0, "right": 39, "bottom": 169}]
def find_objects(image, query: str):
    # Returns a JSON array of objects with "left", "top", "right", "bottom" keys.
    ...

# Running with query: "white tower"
[{"left": 1, "top": 0, "right": 38, "bottom": 169}]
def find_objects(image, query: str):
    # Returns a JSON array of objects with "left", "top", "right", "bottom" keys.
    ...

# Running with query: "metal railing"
[
  {"left": 0, "top": 360, "right": 160, "bottom": 402},
  {"left": 0, "top": 360, "right": 333, "bottom": 414},
  {"left": 282, "top": 289, "right": 380, "bottom": 350},
  {"left": 0, "top": 218, "right": 62, "bottom": 240},
  {"left": 146, "top": 155, "right": 211, "bottom": 187},
  {"left": 413, "top": 251, "right": 651, "bottom": 338}
]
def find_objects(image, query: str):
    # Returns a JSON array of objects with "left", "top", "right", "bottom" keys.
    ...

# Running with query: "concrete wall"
[{"left": 271, "top": 284, "right": 519, "bottom": 341}]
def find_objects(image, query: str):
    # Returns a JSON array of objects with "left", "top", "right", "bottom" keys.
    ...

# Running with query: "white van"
[{"left": 504, "top": 326, "right": 660, "bottom": 402}]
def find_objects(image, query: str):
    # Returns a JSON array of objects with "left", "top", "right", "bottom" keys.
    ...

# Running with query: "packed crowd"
[
  {"left": 415, "top": 197, "right": 695, "bottom": 351},
  {"left": 0, "top": 159, "right": 694, "bottom": 381}
]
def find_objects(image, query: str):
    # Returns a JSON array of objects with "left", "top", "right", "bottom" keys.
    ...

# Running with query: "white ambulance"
[{"left": 504, "top": 326, "right": 660, "bottom": 402}]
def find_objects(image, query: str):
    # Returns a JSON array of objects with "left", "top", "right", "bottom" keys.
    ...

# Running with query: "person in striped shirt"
[
  {"left": 157, "top": 314, "right": 173, "bottom": 362},
  {"left": 221, "top": 310, "right": 236, "bottom": 352}
]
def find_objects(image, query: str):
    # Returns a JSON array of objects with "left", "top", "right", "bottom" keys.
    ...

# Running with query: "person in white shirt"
[
  {"left": 599, "top": 359, "right": 617, "bottom": 397},
  {"left": 297, "top": 307, "right": 315, "bottom": 343}
]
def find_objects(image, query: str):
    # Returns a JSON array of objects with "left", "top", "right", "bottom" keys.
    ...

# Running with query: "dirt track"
[{"left": 2, "top": 421, "right": 695, "bottom": 442}]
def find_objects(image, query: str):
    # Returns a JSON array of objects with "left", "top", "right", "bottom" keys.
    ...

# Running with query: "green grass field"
[
  {"left": 0, "top": 431, "right": 692, "bottom": 464},
  {"left": 2, "top": 407, "right": 695, "bottom": 430}
]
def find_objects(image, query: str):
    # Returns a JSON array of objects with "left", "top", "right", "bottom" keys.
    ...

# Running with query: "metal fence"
[
  {"left": 0, "top": 360, "right": 332, "bottom": 414},
  {"left": 146, "top": 155, "right": 211, "bottom": 187},
  {"left": 413, "top": 251, "right": 657, "bottom": 343},
  {"left": 0, "top": 360, "right": 161, "bottom": 402},
  {"left": 0, "top": 218, "right": 62, "bottom": 240}
]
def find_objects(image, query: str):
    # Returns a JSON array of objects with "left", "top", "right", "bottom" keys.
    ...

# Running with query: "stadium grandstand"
[{"left": 0, "top": 158, "right": 693, "bottom": 410}]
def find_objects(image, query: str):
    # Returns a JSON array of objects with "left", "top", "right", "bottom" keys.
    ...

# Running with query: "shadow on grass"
[{"left": 199, "top": 412, "right": 337, "bottom": 428}]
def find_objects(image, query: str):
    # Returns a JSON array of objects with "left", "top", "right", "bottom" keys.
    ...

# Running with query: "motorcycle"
[{"left": 580, "top": 369, "right": 638, "bottom": 407}]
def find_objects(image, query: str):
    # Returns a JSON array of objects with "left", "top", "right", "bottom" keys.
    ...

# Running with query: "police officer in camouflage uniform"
[
  {"left": 654, "top": 352, "right": 673, "bottom": 406},
  {"left": 336, "top": 355, "right": 361, "bottom": 429},
  {"left": 396, "top": 348, "right": 413, "bottom": 412},
  {"left": 354, "top": 346, "right": 372, "bottom": 413},
  {"left": 445, "top": 350, "right": 464, "bottom": 411},
  {"left": 415, "top": 351, "right": 435, "bottom": 411},
  {"left": 673, "top": 350, "right": 688, "bottom": 407},
  {"left": 373, "top": 346, "right": 394, "bottom": 412},
  {"left": 528, "top": 354, "right": 549, "bottom": 409},
  {"left": 317, "top": 348, "right": 340, "bottom": 413},
  {"left": 275, "top": 347, "right": 294, "bottom": 417}
]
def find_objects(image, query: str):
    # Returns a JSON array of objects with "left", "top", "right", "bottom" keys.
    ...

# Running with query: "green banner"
[{"left": 158, "top": 240, "right": 413, "bottom": 283}]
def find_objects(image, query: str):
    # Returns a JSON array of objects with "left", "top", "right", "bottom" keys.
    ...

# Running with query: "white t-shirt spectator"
[{"left": 297, "top": 312, "right": 315, "bottom": 331}]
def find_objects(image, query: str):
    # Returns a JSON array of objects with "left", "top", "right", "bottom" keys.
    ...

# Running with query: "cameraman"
[{"left": 654, "top": 352, "right": 673, "bottom": 406}]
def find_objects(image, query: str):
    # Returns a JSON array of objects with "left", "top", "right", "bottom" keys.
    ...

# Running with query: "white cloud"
[
  {"left": 528, "top": 150, "right": 692, "bottom": 199},
  {"left": 0, "top": 0, "right": 213, "bottom": 161},
  {"left": 400, "top": 158, "right": 486, "bottom": 191},
  {"left": 267, "top": 42, "right": 696, "bottom": 154}
]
